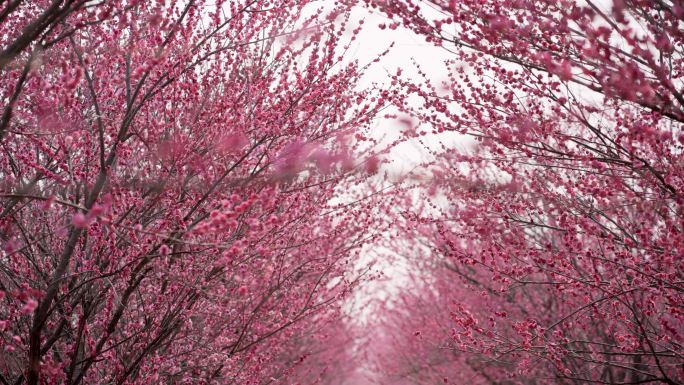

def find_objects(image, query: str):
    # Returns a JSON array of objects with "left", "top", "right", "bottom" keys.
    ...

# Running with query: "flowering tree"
[
  {"left": 0, "top": 1, "right": 384, "bottom": 384},
  {"left": 368, "top": 0, "right": 684, "bottom": 384}
]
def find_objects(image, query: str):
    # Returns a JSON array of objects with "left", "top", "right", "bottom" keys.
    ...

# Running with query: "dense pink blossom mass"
[{"left": 0, "top": 1, "right": 682, "bottom": 384}]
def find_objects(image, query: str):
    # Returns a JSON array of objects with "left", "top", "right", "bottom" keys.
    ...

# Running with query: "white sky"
[{"left": 334, "top": 6, "right": 457, "bottom": 384}]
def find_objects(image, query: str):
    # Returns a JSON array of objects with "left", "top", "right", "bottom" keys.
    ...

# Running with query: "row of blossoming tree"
[
  {"left": 366, "top": 0, "right": 684, "bottom": 384},
  {"left": 2, "top": 0, "right": 683, "bottom": 384},
  {"left": 0, "top": 1, "right": 388, "bottom": 384}
]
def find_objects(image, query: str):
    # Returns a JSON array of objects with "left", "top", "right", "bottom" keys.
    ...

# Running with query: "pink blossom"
[
  {"left": 71, "top": 213, "right": 89, "bottom": 228},
  {"left": 21, "top": 299, "right": 38, "bottom": 314}
]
